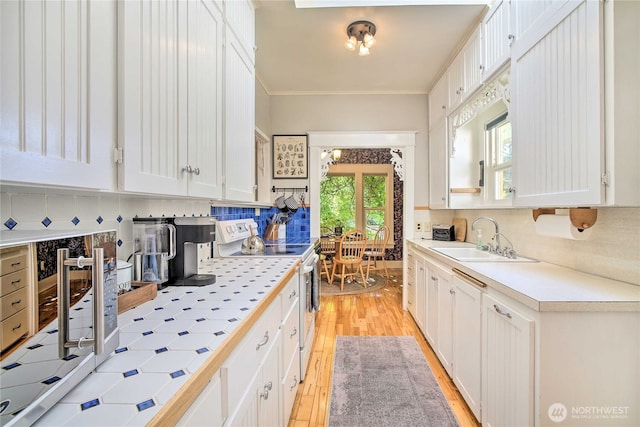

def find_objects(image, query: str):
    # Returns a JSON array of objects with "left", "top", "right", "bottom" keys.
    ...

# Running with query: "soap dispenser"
[{"left": 476, "top": 229, "right": 483, "bottom": 250}]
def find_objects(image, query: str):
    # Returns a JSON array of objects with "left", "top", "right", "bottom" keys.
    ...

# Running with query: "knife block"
[{"left": 264, "top": 223, "right": 286, "bottom": 240}]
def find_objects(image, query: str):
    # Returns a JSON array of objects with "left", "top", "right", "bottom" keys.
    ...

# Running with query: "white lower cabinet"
[
  {"left": 414, "top": 253, "right": 427, "bottom": 333},
  {"left": 405, "top": 243, "right": 640, "bottom": 427},
  {"left": 451, "top": 274, "right": 482, "bottom": 421},
  {"left": 179, "top": 275, "right": 301, "bottom": 427},
  {"left": 424, "top": 259, "right": 443, "bottom": 350},
  {"left": 176, "top": 371, "right": 224, "bottom": 426},
  {"left": 482, "top": 292, "right": 534, "bottom": 427}
]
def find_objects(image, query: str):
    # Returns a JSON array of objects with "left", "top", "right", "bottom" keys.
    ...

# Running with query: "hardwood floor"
[{"left": 288, "top": 269, "right": 480, "bottom": 427}]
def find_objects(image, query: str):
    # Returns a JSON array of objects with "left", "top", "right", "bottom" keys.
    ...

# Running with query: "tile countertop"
[
  {"left": 34, "top": 257, "right": 299, "bottom": 427},
  {"left": 407, "top": 239, "right": 640, "bottom": 312}
]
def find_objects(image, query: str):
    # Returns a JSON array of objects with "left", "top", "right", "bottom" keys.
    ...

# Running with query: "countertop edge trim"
[{"left": 146, "top": 260, "right": 301, "bottom": 427}]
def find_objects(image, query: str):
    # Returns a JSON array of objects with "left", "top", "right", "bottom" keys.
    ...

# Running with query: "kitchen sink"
[{"left": 431, "top": 247, "right": 538, "bottom": 262}]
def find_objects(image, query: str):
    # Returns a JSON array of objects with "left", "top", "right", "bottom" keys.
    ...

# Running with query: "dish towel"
[{"left": 312, "top": 266, "right": 320, "bottom": 311}]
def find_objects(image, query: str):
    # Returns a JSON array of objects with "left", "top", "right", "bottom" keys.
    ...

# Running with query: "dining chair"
[
  {"left": 363, "top": 225, "right": 390, "bottom": 281},
  {"left": 319, "top": 237, "right": 336, "bottom": 281},
  {"left": 330, "top": 229, "right": 367, "bottom": 291}
]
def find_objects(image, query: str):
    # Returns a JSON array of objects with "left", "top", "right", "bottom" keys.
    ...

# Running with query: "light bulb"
[
  {"left": 358, "top": 44, "right": 370, "bottom": 56},
  {"left": 344, "top": 36, "right": 356, "bottom": 51},
  {"left": 363, "top": 33, "right": 375, "bottom": 48}
]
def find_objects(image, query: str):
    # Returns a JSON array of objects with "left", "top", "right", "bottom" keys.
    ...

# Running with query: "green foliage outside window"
[{"left": 320, "top": 174, "right": 387, "bottom": 239}]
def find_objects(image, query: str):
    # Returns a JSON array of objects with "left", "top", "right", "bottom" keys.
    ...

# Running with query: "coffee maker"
[
  {"left": 133, "top": 217, "right": 216, "bottom": 287},
  {"left": 132, "top": 218, "right": 176, "bottom": 287},
  {"left": 171, "top": 217, "right": 216, "bottom": 286}
]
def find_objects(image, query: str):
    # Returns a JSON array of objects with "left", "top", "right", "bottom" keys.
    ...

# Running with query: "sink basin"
[{"left": 431, "top": 247, "right": 538, "bottom": 263}]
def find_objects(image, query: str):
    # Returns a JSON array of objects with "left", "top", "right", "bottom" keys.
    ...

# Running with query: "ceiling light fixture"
[{"left": 344, "top": 20, "right": 376, "bottom": 56}]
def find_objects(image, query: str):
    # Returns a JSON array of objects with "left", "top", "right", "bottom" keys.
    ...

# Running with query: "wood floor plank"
[{"left": 288, "top": 269, "right": 481, "bottom": 426}]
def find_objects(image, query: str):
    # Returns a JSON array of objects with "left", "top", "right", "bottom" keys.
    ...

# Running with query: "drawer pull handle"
[
  {"left": 290, "top": 327, "right": 297, "bottom": 338},
  {"left": 290, "top": 376, "right": 298, "bottom": 391},
  {"left": 12, "top": 323, "right": 22, "bottom": 331},
  {"left": 11, "top": 279, "right": 21, "bottom": 285},
  {"left": 12, "top": 299, "right": 22, "bottom": 306},
  {"left": 289, "top": 289, "right": 297, "bottom": 299},
  {"left": 11, "top": 262, "right": 22, "bottom": 267},
  {"left": 256, "top": 331, "right": 269, "bottom": 350},
  {"left": 260, "top": 381, "right": 273, "bottom": 400},
  {"left": 449, "top": 289, "right": 455, "bottom": 295},
  {"left": 493, "top": 304, "right": 512, "bottom": 319}
]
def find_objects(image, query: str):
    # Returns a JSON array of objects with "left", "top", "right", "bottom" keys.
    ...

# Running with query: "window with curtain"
[{"left": 320, "top": 164, "right": 393, "bottom": 242}]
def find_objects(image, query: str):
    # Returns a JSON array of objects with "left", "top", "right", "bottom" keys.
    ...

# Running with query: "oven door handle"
[{"left": 302, "top": 254, "right": 319, "bottom": 273}]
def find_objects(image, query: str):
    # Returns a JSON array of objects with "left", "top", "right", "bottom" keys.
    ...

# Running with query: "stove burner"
[{"left": 173, "top": 274, "right": 216, "bottom": 287}]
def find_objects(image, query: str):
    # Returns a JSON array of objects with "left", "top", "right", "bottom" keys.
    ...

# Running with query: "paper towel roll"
[{"left": 534, "top": 215, "right": 593, "bottom": 240}]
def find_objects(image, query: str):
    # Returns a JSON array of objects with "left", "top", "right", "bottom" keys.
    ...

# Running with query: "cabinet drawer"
[
  {"left": 0, "top": 269, "right": 28, "bottom": 297},
  {"left": 280, "top": 275, "right": 299, "bottom": 318},
  {"left": 282, "top": 351, "right": 300, "bottom": 422},
  {"left": 1, "top": 309, "right": 28, "bottom": 350},
  {"left": 0, "top": 253, "right": 27, "bottom": 277},
  {"left": 281, "top": 301, "right": 299, "bottom": 376},
  {"left": 222, "top": 298, "right": 281, "bottom": 408},
  {"left": 1, "top": 287, "right": 28, "bottom": 321}
]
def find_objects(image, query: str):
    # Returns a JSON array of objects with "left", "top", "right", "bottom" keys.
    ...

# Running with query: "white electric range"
[{"left": 212, "top": 219, "right": 319, "bottom": 382}]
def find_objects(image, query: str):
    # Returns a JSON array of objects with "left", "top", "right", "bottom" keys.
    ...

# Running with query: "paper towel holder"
[{"left": 532, "top": 208, "right": 597, "bottom": 230}]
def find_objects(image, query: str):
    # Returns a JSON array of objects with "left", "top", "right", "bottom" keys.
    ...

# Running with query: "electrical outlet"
[{"left": 415, "top": 222, "right": 423, "bottom": 232}]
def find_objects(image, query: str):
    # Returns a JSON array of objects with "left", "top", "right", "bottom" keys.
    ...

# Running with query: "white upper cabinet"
[
  {"left": 223, "top": 2, "right": 256, "bottom": 202},
  {"left": 448, "top": 25, "right": 483, "bottom": 112},
  {"left": 428, "top": 119, "right": 448, "bottom": 209},
  {"left": 482, "top": 0, "right": 512, "bottom": 81},
  {"left": 511, "top": 0, "right": 639, "bottom": 207},
  {"left": 511, "top": 0, "right": 603, "bottom": 207},
  {"left": 119, "top": 0, "right": 223, "bottom": 198},
  {"left": 224, "top": 0, "right": 256, "bottom": 64},
  {"left": 429, "top": 74, "right": 449, "bottom": 129},
  {"left": 0, "top": 0, "right": 116, "bottom": 190}
]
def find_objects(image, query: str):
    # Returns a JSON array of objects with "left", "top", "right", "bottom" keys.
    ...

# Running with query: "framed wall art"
[{"left": 272, "top": 134, "right": 308, "bottom": 179}]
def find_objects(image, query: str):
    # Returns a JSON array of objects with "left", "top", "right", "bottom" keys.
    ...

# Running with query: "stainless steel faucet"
[{"left": 471, "top": 217, "right": 501, "bottom": 253}]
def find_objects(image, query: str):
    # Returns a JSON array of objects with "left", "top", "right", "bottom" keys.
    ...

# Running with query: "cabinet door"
[
  {"left": 452, "top": 275, "right": 482, "bottom": 421},
  {"left": 463, "top": 26, "right": 483, "bottom": 99},
  {"left": 482, "top": 293, "right": 534, "bottom": 427},
  {"left": 405, "top": 250, "right": 416, "bottom": 317},
  {"left": 429, "top": 74, "right": 449, "bottom": 128},
  {"left": 224, "top": 30, "right": 256, "bottom": 202},
  {"left": 483, "top": 0, "right": 511, "bottom": 81},
  {"left": 428, "top": 119, "right": 448, "bottom": 209},
  {"left": 414, "top": 254, "right": 426, "bottom": 333},
  {"left": 258, "top": 338, "right": 281, "bottom": 427},
  {"left": 0, "top": 0, "right": 115, "bottom": 190},
  {"left": 185, "top": 0, "right": 223, "bottom": 198},
  {"left": 119, "top": 0, "right": 186, "bottom": 196},
  {"left": 224, "top": 0, "right": 255, "bottom": 63},
  {"left": 435, "top": 269, "right": 453, "bottom": 377},
  {"left": 176, "top": 371, "right": 224, "bottom": 426},
  {"left": 511, "top": 0, "right": 603, "bottom": 206},
  {"left": 448, "top": 54, "right": 465, "bottom": 111},
  {"left": 424, "top": 263, "right": 439, "bottom": 348}
]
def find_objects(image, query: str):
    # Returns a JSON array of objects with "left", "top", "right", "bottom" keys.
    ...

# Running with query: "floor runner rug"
[{"left": 329, "top": 336, "right": 459, "bottom": 427}]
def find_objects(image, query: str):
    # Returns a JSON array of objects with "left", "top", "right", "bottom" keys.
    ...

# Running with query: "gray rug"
[{"left": 329, "top": 336, "right": 459, "bottom": 427}]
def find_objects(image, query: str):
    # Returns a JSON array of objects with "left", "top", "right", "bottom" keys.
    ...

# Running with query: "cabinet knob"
[
  {"left": 449, "top": 288, "right": 455, "bottom": 295},
  {"left": 193, "top": 167, "right": 200, "bottom": 176},
  {"left": 290, "top": 327, "right": 297, "bottom": 338},
  {"left": 182, "top": 165, "right": 193, "bottom": 174},
  {"left": 290, "top": 376, "right": 298, "bottom": 391},
  {"left": 508, "top": 187, "right": 516, "bottom": 193}
]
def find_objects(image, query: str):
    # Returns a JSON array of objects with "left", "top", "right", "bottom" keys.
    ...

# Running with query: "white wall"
[{"left": 269, "top": 94, "right": 430, "bottom": 206}]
